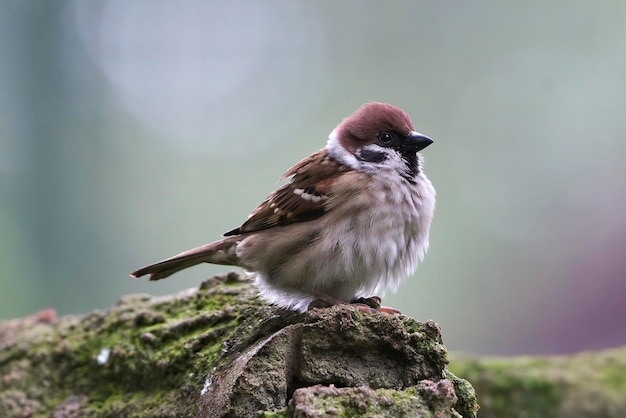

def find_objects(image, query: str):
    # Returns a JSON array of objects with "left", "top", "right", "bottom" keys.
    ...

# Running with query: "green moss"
[
  {"left": 284, "top": 384, "right": 465, "bottom": 418},
  {"left": 449, "top": 349, "right": 626, "bottom": 418},
  {"left": 0, "top": 273, "right": 256, "bottom": 417},
  {"left": 257, "top": 409, "right": 288, "bottom": 418},
  {"left": 448, "top": 357, "right": 559, "bottom": 417},
  {"left": 601, "top": 358, "right": 626, "bottom": 392}
]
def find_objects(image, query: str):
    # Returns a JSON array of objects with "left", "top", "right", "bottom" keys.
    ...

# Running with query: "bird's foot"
[
  {"left": 351, "top": 296, "right": 402, "bottom": 315},
  {"left": 307, "top": 295, "right": 401, "bottom": 315},
  {"left": 351, "top": 296, "right": 381, "bottom": 310},
  {"left": 307, "top": 297, "right": 336, "bottom": 310}
]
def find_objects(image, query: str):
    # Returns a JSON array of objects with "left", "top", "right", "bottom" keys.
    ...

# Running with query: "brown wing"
[{"left": 223, "top": 149, "right": 348, "bottom": 236}]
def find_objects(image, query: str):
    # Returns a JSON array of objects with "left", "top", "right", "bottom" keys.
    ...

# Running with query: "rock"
[
  {"left": 287, "top": 381, "right": 459, "bottom": 418},
  {"left": 0, "top": 272, "right": 477, "bottom": 417},
  {"left": 200, "top": 302, "right": 476, "bottom": 417}
]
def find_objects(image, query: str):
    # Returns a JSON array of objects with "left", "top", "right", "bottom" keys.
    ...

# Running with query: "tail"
[{"left": 130, "top": 237, "right": 240, "bottom": 281}]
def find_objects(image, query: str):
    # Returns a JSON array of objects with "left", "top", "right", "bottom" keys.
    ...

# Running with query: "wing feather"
[{"left": 224, "top": 149, "right": 347, "bottom": 236}]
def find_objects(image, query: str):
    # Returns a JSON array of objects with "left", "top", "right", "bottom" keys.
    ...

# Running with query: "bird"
[{"left": 131, "top": 102, "right": 436, "bottom": 313}]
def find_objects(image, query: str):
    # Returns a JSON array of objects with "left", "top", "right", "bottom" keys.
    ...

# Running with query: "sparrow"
[{"left": 131, "top": 102, "right": 436, "bottom": 313}]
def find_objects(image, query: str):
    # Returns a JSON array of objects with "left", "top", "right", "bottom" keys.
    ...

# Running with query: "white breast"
[
  {"left": 246, "top": 168, "right": 435, "bottom": 312},
  {"left": 321, "top": 169, "right": 436, "bottom": 299}
]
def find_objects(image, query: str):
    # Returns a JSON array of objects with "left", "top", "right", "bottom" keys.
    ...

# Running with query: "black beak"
[{"left": 404, "top": 131, "right": 433, "bottom": 152}]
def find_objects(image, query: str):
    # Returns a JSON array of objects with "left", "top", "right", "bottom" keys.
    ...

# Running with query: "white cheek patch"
[{"left": 326, "top": 129, "right": 360, "bottom": 169}]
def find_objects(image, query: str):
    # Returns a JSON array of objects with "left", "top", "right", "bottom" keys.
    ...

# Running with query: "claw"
[
  {"left": 379, "top": 306, "right": 402, "bottom": 315},
  {"left": 354, "top": 304, "right": 380, "bottom": 314}
]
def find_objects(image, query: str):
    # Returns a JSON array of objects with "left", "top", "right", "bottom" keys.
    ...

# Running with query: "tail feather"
[{"left": 130, "top": 237, "right": 240, "bottom": 281}]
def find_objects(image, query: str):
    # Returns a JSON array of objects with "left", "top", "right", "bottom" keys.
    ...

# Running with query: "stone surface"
[
  {"left": 199, "top": 300, "right": 476, "bottom": 417},
  {"left": 0, "top": 272, "right": 477, "bottom": 417},
  {"left": 287, "top": 381, "right": 461, "bottom": 418}
]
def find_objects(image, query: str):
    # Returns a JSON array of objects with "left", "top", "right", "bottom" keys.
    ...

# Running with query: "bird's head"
[{"left": 327, "top": 102, "right": 433, "bottom": 178}]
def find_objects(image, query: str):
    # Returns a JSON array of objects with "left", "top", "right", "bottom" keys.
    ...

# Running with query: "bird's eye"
[{"left": 377, "top": 132, "right": 394, "bottom": 146}]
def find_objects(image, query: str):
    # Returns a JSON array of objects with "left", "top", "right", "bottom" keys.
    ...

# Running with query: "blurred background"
[{"left": 1, "top": 1, "right": 625, "bottom": 356}]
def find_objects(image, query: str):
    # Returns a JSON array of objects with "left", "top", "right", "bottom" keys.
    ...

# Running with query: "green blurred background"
[{"left": 1, "top": 1, "right": 625, "bottom": 356}]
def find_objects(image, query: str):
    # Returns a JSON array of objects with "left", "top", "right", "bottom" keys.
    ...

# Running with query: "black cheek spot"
[{"left": 358, "top": 149, "right": 388, "bottom": 163}]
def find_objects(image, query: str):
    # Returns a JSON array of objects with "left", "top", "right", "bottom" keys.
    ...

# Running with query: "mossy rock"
[{"left": 0, "top": 272, "right": 477, "bottom": 417}]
